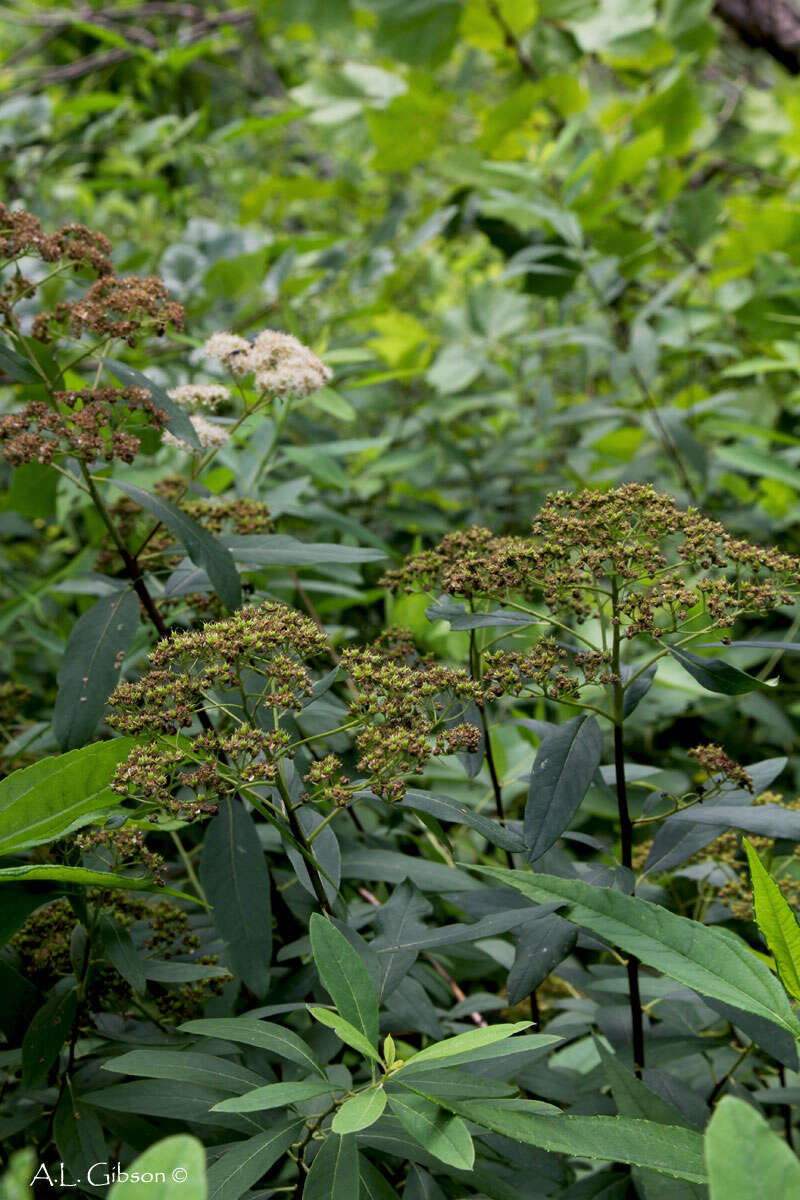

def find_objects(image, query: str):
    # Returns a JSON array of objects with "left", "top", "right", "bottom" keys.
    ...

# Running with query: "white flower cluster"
[
  {"left": 203, "top": 328, "right": 332, "bottom": 398},
  {"left": 167, "top": 383, "right": 230, "bottom": 411},
  {"left": 202, "top": 332, "right": 252, "bottom": 377},
  {"left": 163, "top": 414, "right": 230, "bottom": 453}
]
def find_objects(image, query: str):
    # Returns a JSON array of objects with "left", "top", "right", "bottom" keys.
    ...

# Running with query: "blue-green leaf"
[
  {"left": 53, "top": 590, "right": 140, "bottom": 750},
  {"left": 109, "top": 481, "right": 241, "bottom": 610}
]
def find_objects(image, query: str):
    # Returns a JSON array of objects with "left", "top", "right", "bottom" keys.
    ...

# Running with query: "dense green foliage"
[{"left": 5, "top": 2, "right": 800, "bottom": 1196}]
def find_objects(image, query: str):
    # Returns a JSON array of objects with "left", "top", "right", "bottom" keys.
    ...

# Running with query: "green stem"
[
  {"left": 251, "top": 392, "right": 294, "bottom": 485},
  {"left": 498, "top": 597, "right": 599, "bottom": 650},
  {"left": 132, "top": 399, "right": 268, "bottom": 560},
  {"left": 170, "top": 831, "right": 206, "bottom": 903},
  {"left": 706, "top": 1043, "right": 752, "bottom": 1105}
]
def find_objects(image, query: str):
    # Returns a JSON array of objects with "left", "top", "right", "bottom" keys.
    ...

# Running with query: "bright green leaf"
[{"left": 745, "top": 839, "right": 800, "bottom": 1000}]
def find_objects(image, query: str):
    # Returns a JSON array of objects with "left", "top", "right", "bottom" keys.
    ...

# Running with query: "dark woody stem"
[
  {"left": 274, "top": 770, "right": 334, "bottom": 917},
  {"left": 17, "top": 342, "right": 172, "bottom": 642},
  {"left": 470, "top": 630, "right": 513, "bottom": 868},
  {"left": 83, "top": 469, "right": 222, "bottom": 746},
  {"left": 81, "top": 468, "right": 331, "bottom": 915},
  {"left": 610, "top": 578, "right": 645, "bottom": 1076},
  {"left": 81, "top": 466, "right": 171, "bottom": 638}
]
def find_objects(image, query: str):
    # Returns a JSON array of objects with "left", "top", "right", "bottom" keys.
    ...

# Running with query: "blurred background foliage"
[{"left": 4, "top": 0, "right": 800, "bottom": 773}]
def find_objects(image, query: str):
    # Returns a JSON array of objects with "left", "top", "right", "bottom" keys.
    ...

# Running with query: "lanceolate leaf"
[
  {"left": 310, "top": 1007, "right": 382, "bottom": 1062},
  {"left": 109, "top": 480, "right": 242, "bottom": 611},
  {"left": 83, "top": 1080, "right": 248, "bottom": 1126},
  {"left": 397, "top": 1021, "right": 533, "bottom": 1072},
  {"left": 701, "top": 639, "right": 800, "bottom": 655},
  {"left": 53, "top": 589, "right": 140, "bottom": 750},
  {"left": 225, "top": 533, "right": 386, "bottom": 566},
  {"left": 622, "top": 662, "right": 657, "bottom": 717},
  {"left": 152, "top": 961, "right": 241, "bottom": 993},
  {"left": 212, "top": 1080, "right": 334, "bottom": 1114},
  {"left": 387, "top": 1092, "right": 474, "bottom": 1170},
  {"left": 478, "top": 867, "right": 800, "bottom": 1036},
  {"left": 104, "top": 1050, "right": 264, "bottom": 1093},
  {"left": 705, "top": 1097, "right": 800, "bottom": 1199},
  {"left": 506, "top": 912, "right": 577, "bottom": 1005},
  {"left": 666, "top": 644, "right": 764, "bottom": 695},
  {"left": 54, "top": 1087, "right": 108, "bottom": 1196},
  {"left": 180, "top": 1018, "right": 325, "bottom": 1077},
  {"left": 525, "top": 715, "right": 602, "bottom": 862},
  {"left": 22, "top": 988, "right": 78, "bottom": 1088},
  {"left": 744, "top": 839, "right": 800, "bottom": 1000},
  {"left": 444, "top": 1100, "right": 707, "bottom": 1184},
  {"left": 310, "top": 913, "right": 380, "bottom": 1046},
  {"left": 304, "top": 1133, "right": 361, "bottom": 1200},
  {"left": 0, "top": 342, "right": 42, "bottom": 383},
  {"left": 401, "top": 1033, "right": 560, "bottom": 1073},
  {"left": 401, "top": 789, "right": 525, "bottom": 852},
  {"left": 0, "top": 738, "right": 136, "bottom": 856},
  {"left": 425, "top": 599, "right": 532, "bottom": 630},
  {"left": 96, "top": 915, "right": 146, "bottom": 993},
  {"left": 359, "top": 1159, "right": 401, "bottom": 1200},
  {"left": 332, "top": 1088, "right": 387, "bottom": 1134},
  {"left": 0, "top": 864, "right": 194, "bottom": 901},
  {"left": 206, "top": 1120, "right": 305, "bottom": 1200},
  {"left": 671, "top": 803, "right": 800, "bottom": 840},
  {"left": 644, "top": 757, "right": 786, "bottom": 875},
  {"left": 104, "top": 357, "right": 201, "bottom": 449},
  {"left": 201, "top": 798, "right": 272, "bottom": 996}
]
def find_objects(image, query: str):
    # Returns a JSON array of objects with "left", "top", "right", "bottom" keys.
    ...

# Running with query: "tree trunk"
[{"left": 715, "top": 0, "right": 800, "bottom": 74}]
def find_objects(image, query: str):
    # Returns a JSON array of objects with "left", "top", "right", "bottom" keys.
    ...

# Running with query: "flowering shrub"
[{"left": 4, "top": 194, "right": 800, "bottom": 1199}]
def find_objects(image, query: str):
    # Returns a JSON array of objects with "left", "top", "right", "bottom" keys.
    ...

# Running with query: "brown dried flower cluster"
[
  {"left": 110, "top": 744, "right": 220, "bottom": 822},
  {"left": 385, "top": 484, "right": 800, "bottom": 638},
  {"left": 33, "top": 274, "right": 184, "bottom": 347},
  {"left": 108, "top": 599, "right": 487, "bottom": 811},
  {"left": 197, "top": 727, "right": 291, "bottom": 784},
  {"left": 0, "top": 204, "right": 112, "bottom": 276},
  {"left": 342, "top": 646, "right": 482, "bottom": 801},
  {"left": 0, "top": 386, "right": 166, "bottom": 466},
  {"left": 1, "top": 207, "right": 181, "bottom": 364},
  {"left": 111, "top": 723, "right": 291, "bottom": 818},
  {"left": 688, "top": 743, "right": 754, "bottom": 793},
  {"left": 482, "top": 644, "right": 617, "bottom": 703},
  {"left": 1, "top": 274, "right": 36, "bottom": 327},
  {"left": 74, "top": 826, "right": 165, "bottom": 886},
  {"left": 184, "top": 495, "right": 272, "bottom": 536}
]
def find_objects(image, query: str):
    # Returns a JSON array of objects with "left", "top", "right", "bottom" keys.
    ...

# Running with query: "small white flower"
[
  {"left": 167, "top": 383, "right": 230, "bottom": 411},
  {"left": 202, "top": 331, "right": 252, "bottom": 376},
  {"left": 249, "top": 329, "right": 332, "bottom": 398},
  {"left": 163, "top": 414, "right": 230, "bottom": 453},
  {"left": 202, "top": 327, "right": 331, "bottom": 397}
]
